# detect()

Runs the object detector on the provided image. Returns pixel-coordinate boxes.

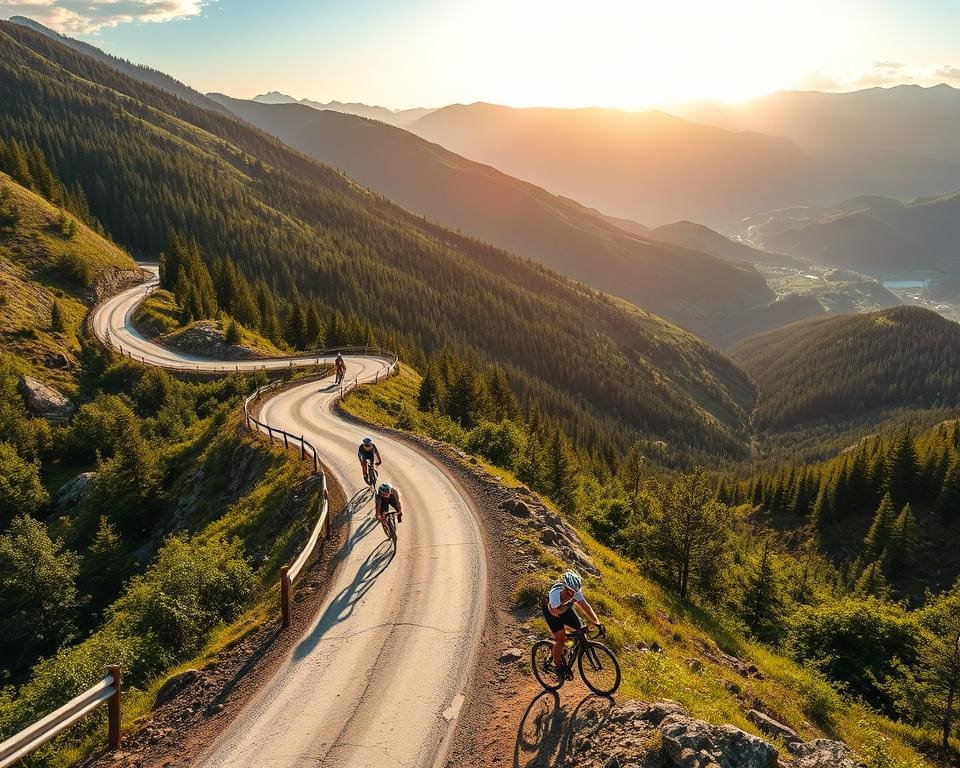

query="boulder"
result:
[498,647,524,663]
[786,739,856,768]
[18,375,74,421]
[54,472,96,511]
[659,714,779,768]
[746,710,799,744]
[153,669,200,709]
[641,700,689,726]
[511,500,532,517]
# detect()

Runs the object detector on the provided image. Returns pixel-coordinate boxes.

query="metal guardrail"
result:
[0,666,121,767]
[242,354,399,627]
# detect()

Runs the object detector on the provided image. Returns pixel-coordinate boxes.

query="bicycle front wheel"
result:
[578,641,621,696]
[531,641,565,691]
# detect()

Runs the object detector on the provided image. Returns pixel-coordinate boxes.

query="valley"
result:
[2,6,960,768]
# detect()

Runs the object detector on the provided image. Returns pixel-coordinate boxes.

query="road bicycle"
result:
[335,367,345,386]
[364,458,379,489]
[380,509,398,545]
[531,626,621,696]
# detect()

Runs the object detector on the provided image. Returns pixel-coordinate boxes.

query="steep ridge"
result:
[732,305,960,431]
[93,275,485,768]
[206,93,774,335]
[0,20,756,456]
[251,90,435,127]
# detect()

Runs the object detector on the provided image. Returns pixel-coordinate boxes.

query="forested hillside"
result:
[0,20,756,457]
[732,306,960,432]
[207,93,774,340]
[0,164,326,763]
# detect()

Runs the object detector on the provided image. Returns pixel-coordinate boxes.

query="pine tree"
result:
[890,502,918,572]
[745,539,781,638]
[863,492,897,561]
[938,456,960,518]
[486,365,520,421]
[284,290,307,349]
[543,428,577,511]
[884,427,919,506]
[50,299,66,333]
[256,283,281,343]
[418,362,446,412]
[305,303,324,348]
[224,319,242,346]
[854,558,890,597]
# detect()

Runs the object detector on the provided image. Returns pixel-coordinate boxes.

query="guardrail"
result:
[242,353,399,627]
[0,666,121,767]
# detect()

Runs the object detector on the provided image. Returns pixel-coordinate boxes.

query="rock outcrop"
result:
[54,472,96,511]
[18,374,74,421]
[559,699,856,768]
[163,321,266,361]
[499,491,597,575]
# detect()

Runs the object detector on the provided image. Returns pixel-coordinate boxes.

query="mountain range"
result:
[207,93,777,340]
[0,18,758,455]
[743,190,960,273]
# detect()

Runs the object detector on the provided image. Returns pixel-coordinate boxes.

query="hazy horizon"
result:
[2,0,960,111]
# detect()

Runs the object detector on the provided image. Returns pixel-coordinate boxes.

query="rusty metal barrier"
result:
[0,666,121,767]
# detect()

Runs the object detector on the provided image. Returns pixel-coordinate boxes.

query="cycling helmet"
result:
[561,570,582,591]
[378,482,393,494]
[362,437,373,445]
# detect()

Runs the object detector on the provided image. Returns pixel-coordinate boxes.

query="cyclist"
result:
[542,570,603,679]
[375,482,402,527]
[358,437,381,484]
[334,353,347,385]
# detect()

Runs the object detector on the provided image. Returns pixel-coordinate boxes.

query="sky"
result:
[1,0,960,110]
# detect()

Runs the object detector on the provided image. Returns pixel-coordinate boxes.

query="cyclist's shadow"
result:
[514,691,614,768]
[293,492,394,660]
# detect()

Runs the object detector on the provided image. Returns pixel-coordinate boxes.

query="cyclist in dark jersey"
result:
[375,482,402,526]
[358,437,381,484]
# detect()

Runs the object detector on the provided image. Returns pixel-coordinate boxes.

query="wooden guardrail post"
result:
[300,435,305,459]
[107,665,121,750]
[280,566,291,629]
[283,432,289,449]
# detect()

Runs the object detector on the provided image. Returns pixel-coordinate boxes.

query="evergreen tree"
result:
[305,302,324,348]
[486,365,520,421]
[744,539,782,639]
[224,319,242,346]
[256,282,281,343]
[890,503,918,571]
[863,492,897,562]
[50,299,66,333]
[283,289,308,349]
[884,427,919,506]
[544,428,577,511]
[418,362,446,412]
[855,559,890,598]
[938,457,960,518]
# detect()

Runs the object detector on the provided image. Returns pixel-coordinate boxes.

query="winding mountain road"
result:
[92,270,487,768]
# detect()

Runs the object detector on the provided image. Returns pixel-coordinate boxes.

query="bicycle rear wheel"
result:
[369,465,378,488]
[531,641,565,691]
[578,641,621,696]
[386,514,397,545]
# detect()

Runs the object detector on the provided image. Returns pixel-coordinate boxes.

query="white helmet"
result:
[561,570,582,591]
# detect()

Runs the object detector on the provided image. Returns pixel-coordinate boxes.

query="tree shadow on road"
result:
[514,690,615,768]
[293,536,395,659]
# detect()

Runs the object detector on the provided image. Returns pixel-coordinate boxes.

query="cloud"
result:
[873,60,905,71]
[935,65,960,81]
[0,1,207,34]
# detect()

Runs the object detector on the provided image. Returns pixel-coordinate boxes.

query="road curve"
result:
[92,273,487,768]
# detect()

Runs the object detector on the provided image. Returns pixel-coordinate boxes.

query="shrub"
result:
[0,442,48,524]
[0,516,80,670]
[513,572,553,609]
[466,419,525,469]
[66,394,137,462]
[223,319,242,346]
[55,251,93,286]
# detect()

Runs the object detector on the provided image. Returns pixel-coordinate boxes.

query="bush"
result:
[466,419,525,468]
[223,319,242,346]
[0,516,80,671]
[66,393,137,462]
[0,442,48,524]
[55,251,93,286]
[787,597,919,715]
[108,534,255,675]
[513,572,553,609]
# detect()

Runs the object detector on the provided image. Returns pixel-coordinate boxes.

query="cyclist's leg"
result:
[551,630,567,667]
